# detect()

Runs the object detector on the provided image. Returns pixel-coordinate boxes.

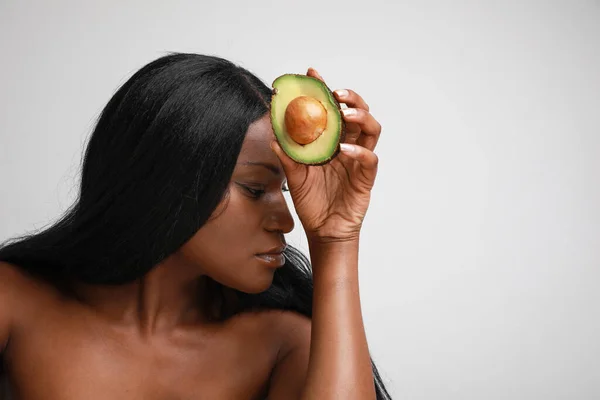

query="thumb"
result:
[270,140,303,177]
[307,67,325,82]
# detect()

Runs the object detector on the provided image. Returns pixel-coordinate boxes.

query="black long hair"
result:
[0,52,392,399]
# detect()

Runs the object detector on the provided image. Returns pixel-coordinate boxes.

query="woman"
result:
[0,53,391,399]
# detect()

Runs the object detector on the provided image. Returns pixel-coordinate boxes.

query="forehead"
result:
[236,114,279,164]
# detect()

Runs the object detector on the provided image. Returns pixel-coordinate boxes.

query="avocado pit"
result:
[284,96,327,145]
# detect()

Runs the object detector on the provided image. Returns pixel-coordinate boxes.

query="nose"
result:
[265,195,295,234]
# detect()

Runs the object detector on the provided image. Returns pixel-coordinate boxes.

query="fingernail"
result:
[335,89,349,98]
[342,108,356,116]
[340,143,354,153]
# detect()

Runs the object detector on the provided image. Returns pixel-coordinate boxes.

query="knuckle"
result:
[357,108,369,120]
[372,153,379,168]
[342,89,369,111]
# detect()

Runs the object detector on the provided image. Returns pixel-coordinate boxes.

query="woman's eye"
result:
[236,182,287,199]
[245,187,265,198]
[240,185,265,199]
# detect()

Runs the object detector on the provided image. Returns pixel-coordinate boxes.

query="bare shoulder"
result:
[0,261,53,292]
[0,261,34,297]
[0,261,42,350]
[234,308,311,344]
[234,308,311,358]
[245,309,311,347]
[0,261,62,314]
[272,310,311,351]
[255,310,312,398]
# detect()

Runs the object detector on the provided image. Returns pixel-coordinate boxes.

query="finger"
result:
[339,143,379,183]
[270,140,304,182]
[307,67,325,82]
[334,89,370,112]
[342,121,361,145]
[341,108,382,151]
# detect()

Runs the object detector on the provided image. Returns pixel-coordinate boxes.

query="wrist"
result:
[307,235,360,287]
[306,232,361,247]
[307,236,359,267]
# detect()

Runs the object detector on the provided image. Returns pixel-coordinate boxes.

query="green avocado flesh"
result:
[270,74,343,165]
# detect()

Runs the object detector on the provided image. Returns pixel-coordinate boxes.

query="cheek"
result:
[181,191,263,269]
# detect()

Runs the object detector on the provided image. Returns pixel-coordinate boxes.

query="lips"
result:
[255,244,287,268]
[256,244,287,256]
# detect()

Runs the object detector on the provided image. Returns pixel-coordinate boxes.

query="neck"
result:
[71,252,223,334]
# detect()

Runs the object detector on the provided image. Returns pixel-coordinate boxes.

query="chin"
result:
[209,261,280,295]
[239,280,275,294]
[235,273,276,294]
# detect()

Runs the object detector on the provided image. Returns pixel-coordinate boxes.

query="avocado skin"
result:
[270,74,346,166]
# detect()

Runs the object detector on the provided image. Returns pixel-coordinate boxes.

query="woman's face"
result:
[178,114,295,294]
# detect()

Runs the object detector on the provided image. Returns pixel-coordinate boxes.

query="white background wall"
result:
[1,1,599,398]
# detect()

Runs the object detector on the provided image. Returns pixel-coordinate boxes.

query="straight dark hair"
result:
[0,52,392,399]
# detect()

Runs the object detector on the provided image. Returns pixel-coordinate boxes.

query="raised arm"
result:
[268,68,382,400]
[267,239,374,400]
[306,239,374,398]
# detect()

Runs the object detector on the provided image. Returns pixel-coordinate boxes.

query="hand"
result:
[271,68,382,243]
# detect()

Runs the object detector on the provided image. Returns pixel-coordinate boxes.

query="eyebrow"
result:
[241,161,281,175]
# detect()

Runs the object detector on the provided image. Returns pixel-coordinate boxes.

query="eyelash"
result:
[240,183,289,199]
[244,186,265,198]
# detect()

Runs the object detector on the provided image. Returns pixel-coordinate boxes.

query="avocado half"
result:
[270,74,345,165]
